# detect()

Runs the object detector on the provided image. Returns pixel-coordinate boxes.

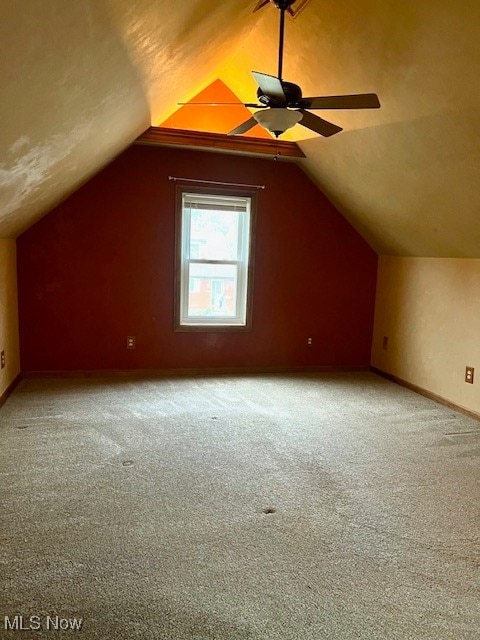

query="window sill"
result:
[174,323,252,333]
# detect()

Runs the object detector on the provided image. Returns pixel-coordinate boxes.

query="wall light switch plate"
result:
[127,336,136,350]
[465,366,474,384]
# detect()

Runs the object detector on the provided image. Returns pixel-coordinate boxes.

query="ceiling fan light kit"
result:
[253,108,302,137]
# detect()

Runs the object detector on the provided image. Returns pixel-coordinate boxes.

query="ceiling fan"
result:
[180,0,380,138]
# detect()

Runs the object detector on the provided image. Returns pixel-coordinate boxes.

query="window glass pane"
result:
[189,208,240,261]
[188,263,237,317]
[189,277,201,293]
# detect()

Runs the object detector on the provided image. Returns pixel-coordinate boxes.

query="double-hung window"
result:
[175,186,256,330]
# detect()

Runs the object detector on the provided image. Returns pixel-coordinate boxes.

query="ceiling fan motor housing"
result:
[257,80,302,106]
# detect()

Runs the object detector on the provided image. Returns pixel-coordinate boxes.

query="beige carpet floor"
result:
[0,372,479,639]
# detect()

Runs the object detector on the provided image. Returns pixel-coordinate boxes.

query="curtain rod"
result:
[168,176,265,190]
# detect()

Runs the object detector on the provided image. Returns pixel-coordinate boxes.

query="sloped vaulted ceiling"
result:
[0,0,256,237]
[1,0,480,256]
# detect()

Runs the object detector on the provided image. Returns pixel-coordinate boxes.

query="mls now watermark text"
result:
[4,615,83,632]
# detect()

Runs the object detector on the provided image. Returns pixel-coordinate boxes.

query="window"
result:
[175,186,256,330]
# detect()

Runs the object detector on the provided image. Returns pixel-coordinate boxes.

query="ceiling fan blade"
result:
[300,94,381,110]
[228,117,259,136]
[252,71,286,102]
[298,110,343,137]
[177,102,264,108]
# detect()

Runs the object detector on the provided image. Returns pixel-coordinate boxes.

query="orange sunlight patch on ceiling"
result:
[160,79,272,139]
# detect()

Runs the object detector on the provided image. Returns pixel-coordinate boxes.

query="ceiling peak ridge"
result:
[252,0,311,20]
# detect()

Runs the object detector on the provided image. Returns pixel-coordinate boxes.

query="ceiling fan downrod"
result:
[274,0,295,80]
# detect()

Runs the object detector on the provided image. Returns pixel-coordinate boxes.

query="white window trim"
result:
[175,186,256,332]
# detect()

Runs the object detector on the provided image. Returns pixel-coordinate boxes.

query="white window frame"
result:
[175,186,256,331]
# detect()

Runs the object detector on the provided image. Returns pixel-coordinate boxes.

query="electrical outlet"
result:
[465,366,474,384]
[0,350,5,369]
[126,336,136,350]
[382,336,389,350]
[307,337,313,345]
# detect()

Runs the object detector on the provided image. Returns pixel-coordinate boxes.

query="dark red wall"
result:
[17,145,377,372]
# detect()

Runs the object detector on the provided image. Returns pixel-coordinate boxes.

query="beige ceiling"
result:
[1,0,480,256]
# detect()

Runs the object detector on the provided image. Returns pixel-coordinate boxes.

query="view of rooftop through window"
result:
[178,191,253,327]
[188,208,240,317]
